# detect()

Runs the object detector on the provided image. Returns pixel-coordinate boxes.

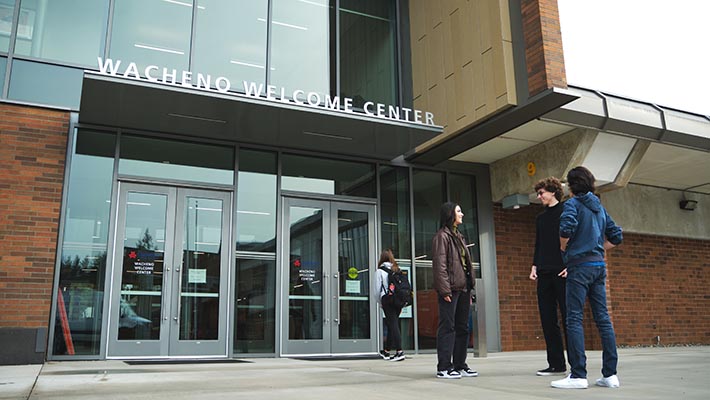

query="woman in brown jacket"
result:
[432,202,477,379]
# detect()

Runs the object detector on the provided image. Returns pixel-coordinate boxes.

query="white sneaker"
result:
[551,374,589,389]
[596,375,620,388]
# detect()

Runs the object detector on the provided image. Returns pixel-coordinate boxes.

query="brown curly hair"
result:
[534,177,563,201]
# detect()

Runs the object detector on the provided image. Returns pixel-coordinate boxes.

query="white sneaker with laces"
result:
[596,375,620,388]
[551,374,589,389]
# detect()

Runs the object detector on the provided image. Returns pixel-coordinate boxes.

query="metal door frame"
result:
[106,182,231,358]
[279,196,377,356]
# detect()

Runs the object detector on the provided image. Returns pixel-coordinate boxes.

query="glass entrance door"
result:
[107,183,231,357]
[281,197,377,356]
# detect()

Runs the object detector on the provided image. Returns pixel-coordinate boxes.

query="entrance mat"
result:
[290,355,381,361]
[124,359,252,365]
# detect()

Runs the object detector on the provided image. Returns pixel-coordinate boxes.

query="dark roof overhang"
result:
[78,72,442,160]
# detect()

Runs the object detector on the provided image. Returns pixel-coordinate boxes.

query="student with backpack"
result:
[375,249,408,361]
[432,202,477,379]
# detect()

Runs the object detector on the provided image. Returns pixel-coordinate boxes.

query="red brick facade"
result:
[521,0,567,96]
[0,103,69,329]
[494,203,710,351]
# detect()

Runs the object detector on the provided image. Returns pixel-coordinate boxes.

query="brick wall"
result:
[0,103,69,329]
[521,0,567,96]
[494,203,710,351]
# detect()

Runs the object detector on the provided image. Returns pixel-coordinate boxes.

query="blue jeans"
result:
[566,265,618,379]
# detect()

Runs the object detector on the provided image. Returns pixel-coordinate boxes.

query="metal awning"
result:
[541,85,710,151]
[78,72,442,160]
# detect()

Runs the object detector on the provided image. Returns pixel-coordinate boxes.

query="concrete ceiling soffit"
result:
[489,128,597,202]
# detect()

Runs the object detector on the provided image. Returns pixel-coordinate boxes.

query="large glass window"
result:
[281,153,376,197]
[193,0,268,89]
[13,0,108,66]
[412,169,445,350]
[118,135,234,185]
[339,0,397,108]
[270,0,331,100]
[109,0,192,74]
[236,149,277,252]
[450,173,481,278]
[8,60,83,108]
[53,130,116,356]
[0,0,16,52]
[234,258,276,353]
[379,165,410,259]
[0,56,6,93]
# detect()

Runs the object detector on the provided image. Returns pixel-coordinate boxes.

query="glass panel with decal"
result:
[337,209,370,340]
[118,192,167,341]
[288,206,324,340]
[179,196,223,340]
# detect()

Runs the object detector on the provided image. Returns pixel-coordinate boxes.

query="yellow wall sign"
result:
[527,162,536,176]
[348,267,359,279]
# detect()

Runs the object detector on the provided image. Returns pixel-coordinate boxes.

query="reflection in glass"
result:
[13,0,109,66]
[234,258,276,353]
[281,154,376,197]
[337,210,370,340]
[53,130,115,356]
[193,0,268,89]
[339,0,397,108]
[119,135,234,185]
[236,149,276,252]
[7,60,83,109]
[270,0,331,100]
[179,197,223,340]
[288,206,323,340]
[118,192,167,341]
[0,57,6,94]
[379,166,411,259]
[109,0,191,73]
[412,169,445,350]
[0,0,16,52]
[450,174,481,278]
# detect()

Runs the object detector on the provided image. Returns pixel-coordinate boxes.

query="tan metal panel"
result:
[444,75,460,131]
[411,37,426,100]
[459,61,475,120]
[426,0,443,31]
[410,0,426,41]
[443,10,455,79]
[426,25,445,90]
[498,0,512,42]
[478,0,492,53]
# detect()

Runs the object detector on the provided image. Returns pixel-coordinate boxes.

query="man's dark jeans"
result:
[566,265,618,379]
[537,274,567,370]
[436,290,471,372]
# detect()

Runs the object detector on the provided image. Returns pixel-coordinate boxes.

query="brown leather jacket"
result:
[432,226,474,297]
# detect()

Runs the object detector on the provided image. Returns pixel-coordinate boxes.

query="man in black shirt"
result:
[530,177,567,376]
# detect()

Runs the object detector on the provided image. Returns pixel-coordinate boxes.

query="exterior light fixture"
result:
[502,194,530,209]
[679,199,698,211]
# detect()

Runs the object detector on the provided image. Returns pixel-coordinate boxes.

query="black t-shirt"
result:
[533,202,565,275]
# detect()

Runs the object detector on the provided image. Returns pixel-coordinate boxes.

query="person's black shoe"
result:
[536,367,567,376]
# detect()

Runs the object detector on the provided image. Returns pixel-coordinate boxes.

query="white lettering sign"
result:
[96,58,437,126]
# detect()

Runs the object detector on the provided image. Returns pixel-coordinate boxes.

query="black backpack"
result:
[380,266,413,308]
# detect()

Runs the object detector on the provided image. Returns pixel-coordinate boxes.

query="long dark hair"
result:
[567,166,596,195]
[439,201,459,229]
[377,249,400,272]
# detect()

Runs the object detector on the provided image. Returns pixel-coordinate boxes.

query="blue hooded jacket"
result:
[559,192,623,266]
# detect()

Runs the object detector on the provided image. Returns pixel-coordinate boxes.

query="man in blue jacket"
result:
[551,166,623,390]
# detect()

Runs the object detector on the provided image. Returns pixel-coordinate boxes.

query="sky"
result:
[557,0,710,115]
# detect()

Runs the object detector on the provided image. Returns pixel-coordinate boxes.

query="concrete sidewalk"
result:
[1,346,708,400]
